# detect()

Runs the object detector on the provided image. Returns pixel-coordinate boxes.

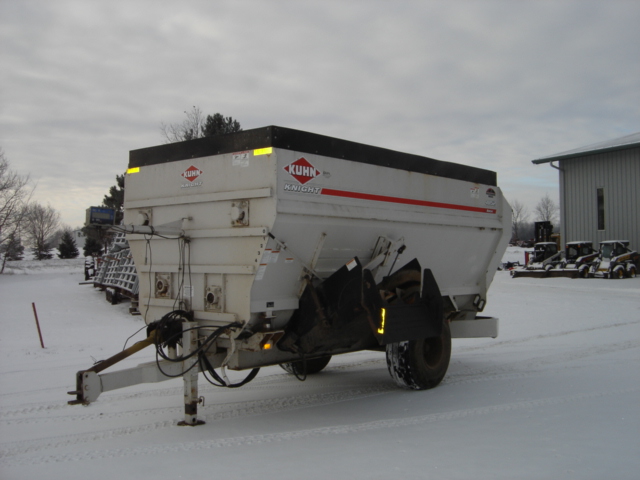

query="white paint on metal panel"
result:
[232,151,251,167]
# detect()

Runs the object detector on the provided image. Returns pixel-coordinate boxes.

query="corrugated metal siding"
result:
[559,147,639,249]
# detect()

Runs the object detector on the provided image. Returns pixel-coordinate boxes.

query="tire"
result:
[627,266,637,278]
[578,266,589,278]
[613,266,625,279]
[386,321,452,390]
[279,355,332,375]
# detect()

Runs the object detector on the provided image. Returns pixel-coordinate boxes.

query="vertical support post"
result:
[178,321,205,426]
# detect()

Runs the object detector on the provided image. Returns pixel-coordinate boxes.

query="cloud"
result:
[1,0,638,227]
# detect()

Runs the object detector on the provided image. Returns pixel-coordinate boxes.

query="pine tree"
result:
[102,174,125,225]
[1,233,24,261]
[201,113,242,137]
[33,243,54,260]
[57,230,79,259]
[83,237,103,257]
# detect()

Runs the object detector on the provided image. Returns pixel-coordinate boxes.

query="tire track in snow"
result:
[5,316,627,405]
[0,356,387,418]
[0,383,394,426]
[4,387,639,467]
[3,327,636,423]
[454,319,640,353]
[4,330,636,423]
[0,385,395,456]
[448,338,640,381]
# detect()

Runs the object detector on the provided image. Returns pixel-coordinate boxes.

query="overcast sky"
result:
[1,0,639,229]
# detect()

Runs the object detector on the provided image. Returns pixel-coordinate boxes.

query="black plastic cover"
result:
[129,126,497,185]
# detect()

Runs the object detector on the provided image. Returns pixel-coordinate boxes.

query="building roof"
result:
[532,131,640,164]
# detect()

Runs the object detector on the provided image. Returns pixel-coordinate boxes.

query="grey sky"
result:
[1,0,639,228]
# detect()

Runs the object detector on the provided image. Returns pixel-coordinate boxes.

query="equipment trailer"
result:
[69,126,511,425]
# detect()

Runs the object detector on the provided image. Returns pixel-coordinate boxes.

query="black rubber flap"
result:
[378,269,444,344]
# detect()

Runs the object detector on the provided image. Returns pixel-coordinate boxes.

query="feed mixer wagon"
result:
[69,126,511,425]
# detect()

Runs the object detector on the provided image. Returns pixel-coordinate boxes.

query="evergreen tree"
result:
[1,232,24,261]
[83,237,103,257]
[201,113,242,137]
[102,174,125,225]
[32,242,54,260]
[57,229,79,259]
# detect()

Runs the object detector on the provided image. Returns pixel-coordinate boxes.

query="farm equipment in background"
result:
[589,240,639,279]
[510,242,564,278]
[555,241,599,278]
[510,220,571,278]
[83,232,140,312]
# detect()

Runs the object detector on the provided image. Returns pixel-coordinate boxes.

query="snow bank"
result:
[501,246,529,265]
[2,257,86,275]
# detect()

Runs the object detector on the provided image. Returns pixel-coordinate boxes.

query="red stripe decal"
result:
[320,188,496,214]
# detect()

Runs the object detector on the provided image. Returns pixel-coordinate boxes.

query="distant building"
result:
[532,132,640,249]
[73,229,87,251]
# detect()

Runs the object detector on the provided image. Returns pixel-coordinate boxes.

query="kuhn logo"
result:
[284,157,321,185]
[181,165,203,182]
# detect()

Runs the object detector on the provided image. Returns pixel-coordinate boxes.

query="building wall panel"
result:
[559,147,639,249]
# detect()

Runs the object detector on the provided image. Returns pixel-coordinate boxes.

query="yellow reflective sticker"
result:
[253,147,273,156]
[377,308,386,334]
[126,167,140,174]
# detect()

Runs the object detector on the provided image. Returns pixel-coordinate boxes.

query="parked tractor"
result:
[589,240,639,279]
[511,242,563,278]
[557,241,598,278]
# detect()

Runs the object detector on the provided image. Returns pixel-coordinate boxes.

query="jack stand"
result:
[178,322,205,426]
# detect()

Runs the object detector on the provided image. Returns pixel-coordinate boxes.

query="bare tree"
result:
[0,148,34,272]
[160,106,206,143]
[534,193,559,225]
[511,199,529,243]
[23,202,61,260]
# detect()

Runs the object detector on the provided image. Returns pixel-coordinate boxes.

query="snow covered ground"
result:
[1,248,639,479]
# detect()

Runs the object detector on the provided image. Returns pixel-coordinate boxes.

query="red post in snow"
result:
[31,302,45,349]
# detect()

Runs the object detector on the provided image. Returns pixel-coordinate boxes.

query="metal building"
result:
[532,132,640,249]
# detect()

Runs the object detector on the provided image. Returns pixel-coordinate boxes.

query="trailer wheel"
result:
[386,321,451,390]
[279,355,332,375]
